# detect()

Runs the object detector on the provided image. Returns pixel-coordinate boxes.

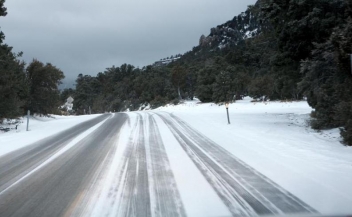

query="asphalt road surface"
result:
[0,112,317,217]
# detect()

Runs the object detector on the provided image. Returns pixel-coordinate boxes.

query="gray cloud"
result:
[1,0,257,85]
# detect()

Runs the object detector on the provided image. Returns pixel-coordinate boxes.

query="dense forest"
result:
[1,0,352,146]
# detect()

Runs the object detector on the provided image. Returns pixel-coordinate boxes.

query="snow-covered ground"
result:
[1,98,352,216]
[156,97,352,215]
[0,114,101,157]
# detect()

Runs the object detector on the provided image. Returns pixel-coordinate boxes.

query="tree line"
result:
[2,0,352,146]
[67,64,178,114]
[0,0,64,123]
[67,0,352,146]
[172,0,352,145]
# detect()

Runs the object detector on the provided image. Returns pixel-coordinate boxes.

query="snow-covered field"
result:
[156,97,352,215]
[1,98,352,216]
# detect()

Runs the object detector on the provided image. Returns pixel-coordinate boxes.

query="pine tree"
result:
[25,60,64,115]
[0,0,28,122]
[171,65,186,100]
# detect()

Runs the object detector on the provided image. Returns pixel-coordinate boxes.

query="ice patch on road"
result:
[0,115,111,195]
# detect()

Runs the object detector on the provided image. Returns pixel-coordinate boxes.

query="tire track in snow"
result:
[157,112,316,217]
[112,113,187,217]
[147,114,187,217]
[115,113,151,217]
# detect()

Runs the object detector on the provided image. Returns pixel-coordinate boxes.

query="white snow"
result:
[154,115,231,217]
[0,114,102,157]
[1,97,352,216]
[156,97,352,215]
[86,114,133,217]
[244,28,258,39]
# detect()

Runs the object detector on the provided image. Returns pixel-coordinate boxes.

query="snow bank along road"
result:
[0,112,317,217]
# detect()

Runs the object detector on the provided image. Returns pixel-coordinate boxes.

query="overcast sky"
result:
[1,0,257,86]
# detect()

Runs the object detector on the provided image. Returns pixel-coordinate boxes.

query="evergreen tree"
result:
[212,70,234,103]
[299,16,352,145]
[26,60,64,115]
[0,0,6,17]
[195,66,217,102]
[171,65,186,99]
[0,0,28,122]
[74,74,98,114]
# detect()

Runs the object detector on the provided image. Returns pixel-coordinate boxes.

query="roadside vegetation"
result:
[1,0,352,145]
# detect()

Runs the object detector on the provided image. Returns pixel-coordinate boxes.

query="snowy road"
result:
[0,111,317,217]
[0,113,124,216]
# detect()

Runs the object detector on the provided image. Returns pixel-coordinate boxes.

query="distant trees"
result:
[25,60,64,115]
[72,63,178,113]
[171,65,186,99]
[212,70,234,103]
[164,0,352,145]
[195,66,216,102]
[68,0,349,146]
[184,66,196,100]
[74,74,99,114]
[2,0,351,146]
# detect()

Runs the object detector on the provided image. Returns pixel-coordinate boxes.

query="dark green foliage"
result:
[28,0,350,145]
[74,74,99,114]
[73,64,178,113]
[212,70,234,103]
[0,0,28,122]
[263,0,347,61]
[0,49,27,121]
[260,0,352,145]
[0,0,6,17]
[299,15,352,144]
[171,65,186,99]
[183,67,197,100]
[195,67,216,102]
[211,65,250,102]
[1,0,66,121]
[2,0,351,145]
[248,74,275,100]
[25,60,65,115]
[167,0,352,145]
